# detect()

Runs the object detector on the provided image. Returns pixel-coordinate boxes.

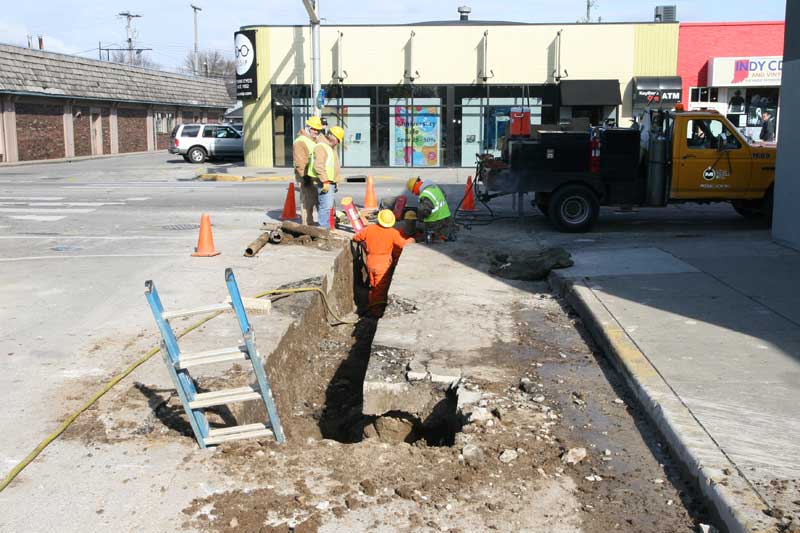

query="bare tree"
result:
[111,50,160,69]
[183,49,235,78]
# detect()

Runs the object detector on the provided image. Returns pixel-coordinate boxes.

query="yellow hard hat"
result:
[403,211,417,220]
[329,125,345,143]
[406,177,420,193]
[377,209,396,228]
[305,116,324,131]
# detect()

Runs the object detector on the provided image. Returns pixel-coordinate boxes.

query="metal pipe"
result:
[268,230,284,244]
[244,232,271,257]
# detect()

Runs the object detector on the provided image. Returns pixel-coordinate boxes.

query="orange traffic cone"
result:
[364,175,378,210]
[461,175,476,211]
[280,182,298,220]
[191,213,221,257]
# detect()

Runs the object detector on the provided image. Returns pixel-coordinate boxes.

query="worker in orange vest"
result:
[353,210,415,317]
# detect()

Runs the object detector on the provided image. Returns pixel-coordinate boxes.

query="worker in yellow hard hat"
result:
[406,176,456,242]
[293,116,325,225]
[353,209,415,317]
[308,125,345,229]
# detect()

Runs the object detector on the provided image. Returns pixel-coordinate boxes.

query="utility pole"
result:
[191,4,202,76]
[118,11,142,64]
[301,0,322,116]
[584,0,598,23]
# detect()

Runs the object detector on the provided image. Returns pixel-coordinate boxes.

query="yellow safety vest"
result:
[294,134,316,176]
[308,143,337,182]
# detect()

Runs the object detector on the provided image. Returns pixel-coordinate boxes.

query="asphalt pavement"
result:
[0,152,411,474]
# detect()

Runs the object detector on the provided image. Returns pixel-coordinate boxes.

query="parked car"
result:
[169,123,243,163]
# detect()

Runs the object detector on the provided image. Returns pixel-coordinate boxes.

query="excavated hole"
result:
[231,243,461,448]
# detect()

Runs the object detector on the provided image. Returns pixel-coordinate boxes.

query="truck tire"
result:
[188,146,207,164]
[763,187,774,226]
[547,185,599,233]
[731,201,762,219]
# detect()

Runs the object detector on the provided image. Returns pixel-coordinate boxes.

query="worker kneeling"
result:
[353,209,414,317]
[407,177,456,242]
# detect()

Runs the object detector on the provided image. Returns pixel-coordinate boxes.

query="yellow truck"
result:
[480,109,777,232]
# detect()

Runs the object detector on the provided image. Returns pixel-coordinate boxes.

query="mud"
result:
[60,240,719,532]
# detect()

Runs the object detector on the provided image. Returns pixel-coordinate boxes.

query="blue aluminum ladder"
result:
[144,267,285,448]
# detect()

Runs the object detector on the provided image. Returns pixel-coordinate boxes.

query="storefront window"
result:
[271,83,556,167]
[389,97,442,167]
[459,97,543,167]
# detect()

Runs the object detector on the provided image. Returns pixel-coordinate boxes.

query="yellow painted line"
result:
[196,174,293,182]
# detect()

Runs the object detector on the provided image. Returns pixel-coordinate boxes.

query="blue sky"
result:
[0,1,787,70]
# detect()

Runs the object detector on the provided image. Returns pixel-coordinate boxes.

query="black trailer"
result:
[476,114,672,232]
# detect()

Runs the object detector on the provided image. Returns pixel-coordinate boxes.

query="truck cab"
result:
[668,111,776,206]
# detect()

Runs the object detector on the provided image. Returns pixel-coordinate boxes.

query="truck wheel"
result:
[548,185,599,233]
[763,188,774,226]
[188,146,207,164]
[731,201,762,219]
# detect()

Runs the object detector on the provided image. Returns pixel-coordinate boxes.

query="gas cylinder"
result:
[340,197,364,232]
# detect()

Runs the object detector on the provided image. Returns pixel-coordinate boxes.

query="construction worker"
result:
[406,177,456,242]
[308,125,345,229]
[353,209,414,316]
[293,116,324,225]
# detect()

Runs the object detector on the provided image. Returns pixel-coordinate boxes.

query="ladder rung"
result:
[177,346,247,369]
[189,386,261,409]
[162,302,231,320]
[205,423,274,445]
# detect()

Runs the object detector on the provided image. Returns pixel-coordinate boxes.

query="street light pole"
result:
[301,0,322,115]
[191,4,202,76]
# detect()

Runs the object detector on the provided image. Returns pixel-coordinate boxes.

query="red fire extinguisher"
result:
[341,197,364,232]
[589,136,601,173]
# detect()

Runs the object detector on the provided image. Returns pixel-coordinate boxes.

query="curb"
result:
[197,174,293,182]
[548,272,774,533]
[0,150,167,168]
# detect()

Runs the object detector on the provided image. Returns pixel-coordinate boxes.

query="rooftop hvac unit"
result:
[654,5,677,22]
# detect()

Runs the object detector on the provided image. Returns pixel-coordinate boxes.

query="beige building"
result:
[240,19,679,168]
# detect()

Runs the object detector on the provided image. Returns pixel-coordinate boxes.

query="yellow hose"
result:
[0,286,356,493]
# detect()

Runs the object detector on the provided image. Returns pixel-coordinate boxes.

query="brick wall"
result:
[101,108,111,154]
[156,133,171,150]
[117,107,147,153]
[678,22,785,103]
[16,102,65,161]
[73,106,92,157]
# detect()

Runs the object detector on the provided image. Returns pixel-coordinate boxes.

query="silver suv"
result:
[169,123,244,163]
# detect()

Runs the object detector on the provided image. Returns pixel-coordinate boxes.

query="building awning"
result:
[560,80,621,106]
[631,76,682,109]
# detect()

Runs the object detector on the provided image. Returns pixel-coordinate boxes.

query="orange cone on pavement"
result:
[364,175,378,209]
[280,182,298,220]
[191,213,221,257]
[461,175,476,211]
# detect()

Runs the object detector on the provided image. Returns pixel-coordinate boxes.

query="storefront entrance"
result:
[270,84,558,168]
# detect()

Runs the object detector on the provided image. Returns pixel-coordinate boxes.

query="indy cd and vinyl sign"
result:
[234,30,258,99]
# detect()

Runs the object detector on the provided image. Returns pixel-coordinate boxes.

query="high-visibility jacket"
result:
[308,142,339,183]
[419,184,451,222]
[292,132,316,179]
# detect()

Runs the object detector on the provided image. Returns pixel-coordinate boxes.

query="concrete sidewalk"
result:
[551,239,800,532]
[201,164,476,184]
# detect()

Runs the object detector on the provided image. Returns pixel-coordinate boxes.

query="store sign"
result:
[234,30,258,99]
[633,89,682,107]
[389,98,441,168]
[709,56,782,87]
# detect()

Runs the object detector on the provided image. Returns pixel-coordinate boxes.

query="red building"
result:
[677,21,785,141]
